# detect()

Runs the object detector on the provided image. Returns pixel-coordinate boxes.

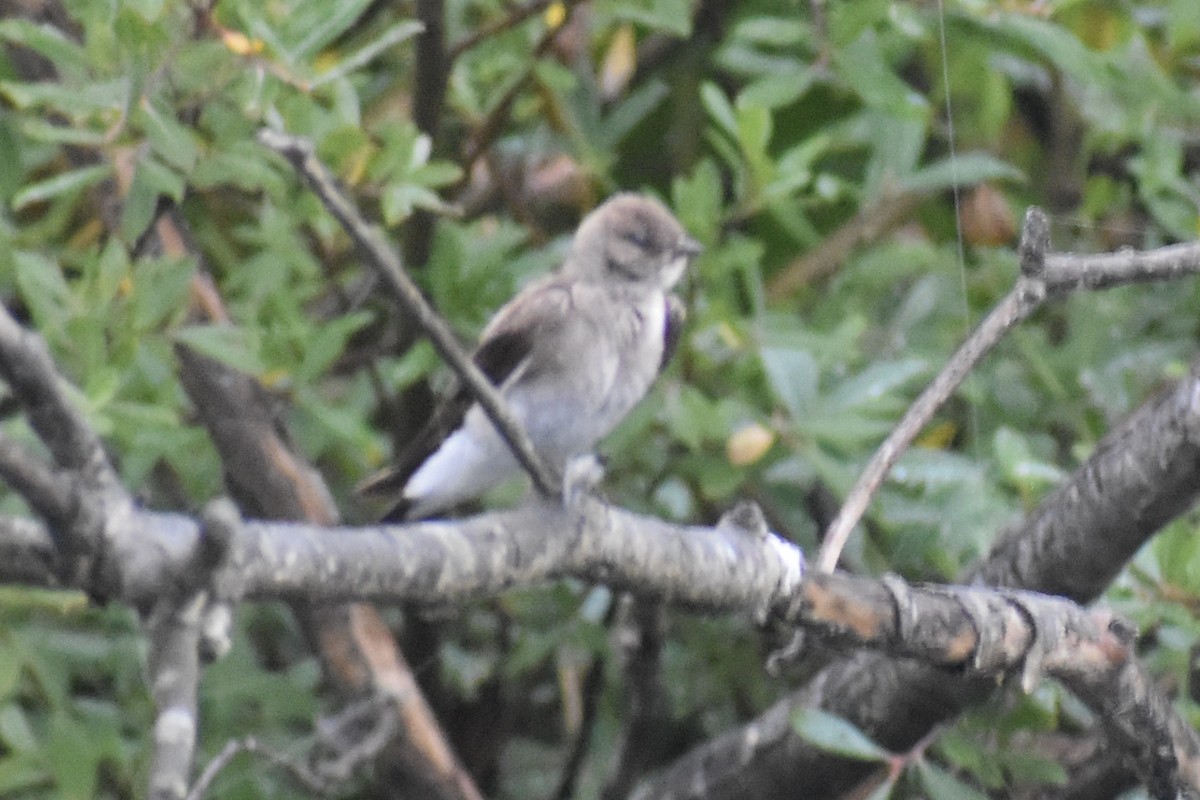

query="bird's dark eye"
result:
[622,227,654,249]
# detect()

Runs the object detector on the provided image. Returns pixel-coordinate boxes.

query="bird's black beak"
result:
[676,235,704,258]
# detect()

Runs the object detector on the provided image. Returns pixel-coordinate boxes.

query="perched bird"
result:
[359,193,702,520]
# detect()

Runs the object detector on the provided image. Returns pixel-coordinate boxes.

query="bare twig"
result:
[447,0,560,60]
[766,187,926,299]
[257,129,558,498]
[0,432,76,524]
[814,259,1047,571]
[0,302,120,491]
[815,207,1200,573]
[460,5,577,172]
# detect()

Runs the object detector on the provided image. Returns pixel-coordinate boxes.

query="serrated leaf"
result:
[791,707,890,761]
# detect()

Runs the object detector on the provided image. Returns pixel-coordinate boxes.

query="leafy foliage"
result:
[1,0,1199,797]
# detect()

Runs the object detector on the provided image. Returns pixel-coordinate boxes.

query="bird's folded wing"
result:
[661,294,686,370]
[356,279,576,499]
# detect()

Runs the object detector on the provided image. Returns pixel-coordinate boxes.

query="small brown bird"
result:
[360,193,702,520]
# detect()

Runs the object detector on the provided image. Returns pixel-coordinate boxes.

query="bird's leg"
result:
[561,453,606,508]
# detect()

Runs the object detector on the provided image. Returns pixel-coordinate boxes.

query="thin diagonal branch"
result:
[0,432,76,524]
[0,302,120,492]
[447,0,560,61]
[257,129,557,498]
[816,206,1200,572]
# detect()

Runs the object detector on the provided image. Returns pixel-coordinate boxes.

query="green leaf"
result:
[47,714,100,800]
[901,153,1025,193]
[665,386,724,451]
[290,0,374,60]
[598,78,670,149]
[833,31,927,117]
[791,707,890,761]
[120,158,185,242]
[610,0,693,37]
[0,78,127,115]
[700,82,738,139]
[309,20,425,88]
[296,310,372,382]
[761,346,818,419]
[14,252,71,333]
[138,101,201,172]
[826,359,928,411]
[916,760,992,800]
[0,704,36,752]
[0,20,89,80]
[174,326,267,376]
[381,182,451,225]
[673,158,723,244]
[12,164,112,211]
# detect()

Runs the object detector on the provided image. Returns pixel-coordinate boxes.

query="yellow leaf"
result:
[260,368,290,387]
[544,1,567,31]
[915,420,957,449]
[117,274,134,298]
[727,423,775,466]
[600,24,636,101]
[221,28,264,56]
[314,51,340,73]
[717,321,742,349]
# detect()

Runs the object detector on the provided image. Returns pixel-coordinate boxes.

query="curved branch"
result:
[816,207,1200,572]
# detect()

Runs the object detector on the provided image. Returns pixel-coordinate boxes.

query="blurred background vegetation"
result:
[1,0,1199,797]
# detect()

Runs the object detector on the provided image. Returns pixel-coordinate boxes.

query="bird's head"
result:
[566,193,702,290]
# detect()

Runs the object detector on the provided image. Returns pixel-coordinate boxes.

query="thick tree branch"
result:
[257,129,558,497]
[175,343,482,800]
[0,300,131,589]
[778,572,1200,799]
[634,358,1200,800]
[1,485,1194,794]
